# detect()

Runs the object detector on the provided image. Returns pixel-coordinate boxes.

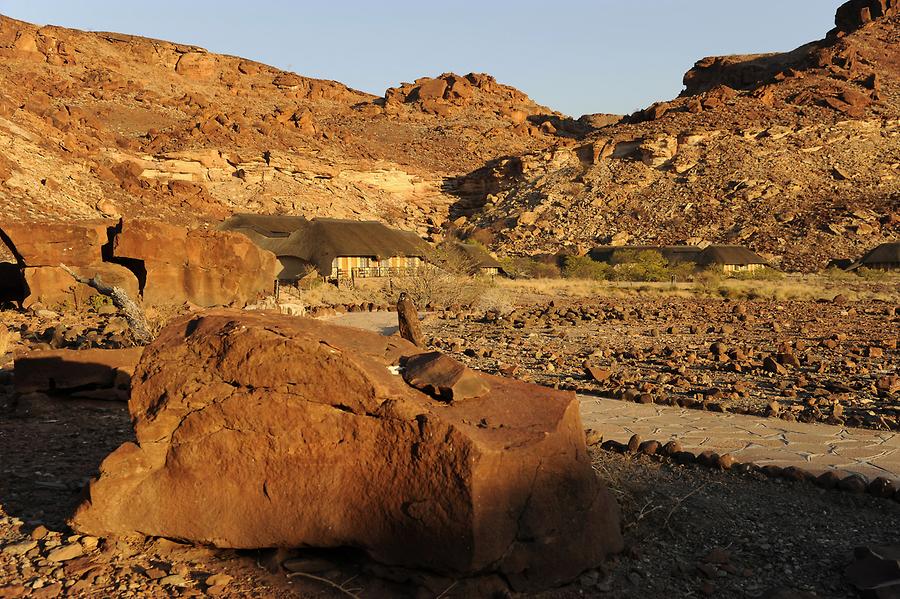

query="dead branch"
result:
[285,572,363,598]
[435,580,458,599]
[59,263,153,345]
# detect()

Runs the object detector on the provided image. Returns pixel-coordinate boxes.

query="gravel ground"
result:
[425,296,899,431]
[2,395,898,598]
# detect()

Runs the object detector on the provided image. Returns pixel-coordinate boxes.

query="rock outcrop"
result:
[453,0,900,271]
[835,0,899,31]
[0,14,568,233]
[112,219,278,307]
[0,219,277,308]
[0,221,111,266]
[22,264,140,309]
[0,220,140,308]
[71,311,623,591]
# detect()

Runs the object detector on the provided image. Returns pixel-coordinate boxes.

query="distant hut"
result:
[850,242,900,271]
[221,214,430,282]
[450,242,505,276]
[695,246,768,273]
[588,244,768,273]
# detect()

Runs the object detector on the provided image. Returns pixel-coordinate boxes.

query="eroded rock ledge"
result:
[71,310,623,591]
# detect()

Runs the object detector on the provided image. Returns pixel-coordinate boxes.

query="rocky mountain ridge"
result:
[1,2,898,271]
[450,1,900,270]
[0,14,571,241]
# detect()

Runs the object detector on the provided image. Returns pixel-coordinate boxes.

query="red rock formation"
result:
[836,0,899,31]
[71,311,623,591]
[1,221,113,266]
[112,219,278,307]
[21,264,139,309]
[0,219,277,308]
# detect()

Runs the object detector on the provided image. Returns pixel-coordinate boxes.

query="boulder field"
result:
[70,310,623,590]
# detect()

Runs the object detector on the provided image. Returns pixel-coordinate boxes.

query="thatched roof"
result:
[221,214,309,237]
[858,242,900,266]
[452,243,503,269]
[220,215,431,276]
[695,246,768,266]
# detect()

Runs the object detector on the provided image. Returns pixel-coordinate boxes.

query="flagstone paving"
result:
[579,397,900,482]
[326,311,900,484]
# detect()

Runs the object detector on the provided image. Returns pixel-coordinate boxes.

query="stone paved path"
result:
[579,398,900,483]
[320,311,400,336]
[326,312,900,483]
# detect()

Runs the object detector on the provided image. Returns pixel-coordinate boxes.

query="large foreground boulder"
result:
[71,310,622,590]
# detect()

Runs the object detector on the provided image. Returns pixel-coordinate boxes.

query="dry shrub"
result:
[296,279,388,307]
[393,245,489,308]
[856,267,895,281]
[474,284,515,314]
[500,256,562,279]
[393,265,489,308]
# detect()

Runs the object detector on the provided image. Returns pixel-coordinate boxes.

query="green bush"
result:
[610,250,693,282]
[562,255,612,280]
[89,293,112,312]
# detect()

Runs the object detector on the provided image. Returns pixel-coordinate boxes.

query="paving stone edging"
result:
[591,432,900,503]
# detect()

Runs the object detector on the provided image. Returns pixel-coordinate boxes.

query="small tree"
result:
[611,250,670,282]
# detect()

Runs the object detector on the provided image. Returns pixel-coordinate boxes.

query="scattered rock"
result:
[402,351,490,402]
[46,543,83,562]
[1,540,37,556]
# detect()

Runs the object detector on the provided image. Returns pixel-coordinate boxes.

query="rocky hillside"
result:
[451,0,900,270]
[0,14,575,238]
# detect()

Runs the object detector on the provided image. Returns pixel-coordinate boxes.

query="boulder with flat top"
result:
[71,310,623,591]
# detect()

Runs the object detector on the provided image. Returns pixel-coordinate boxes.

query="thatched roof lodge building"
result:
[221,214,431,282]
[694,246,768,273]
[849,241,900,271]
[589,244,768,273]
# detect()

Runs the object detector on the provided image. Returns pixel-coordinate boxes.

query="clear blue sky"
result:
[0,1,843,117]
